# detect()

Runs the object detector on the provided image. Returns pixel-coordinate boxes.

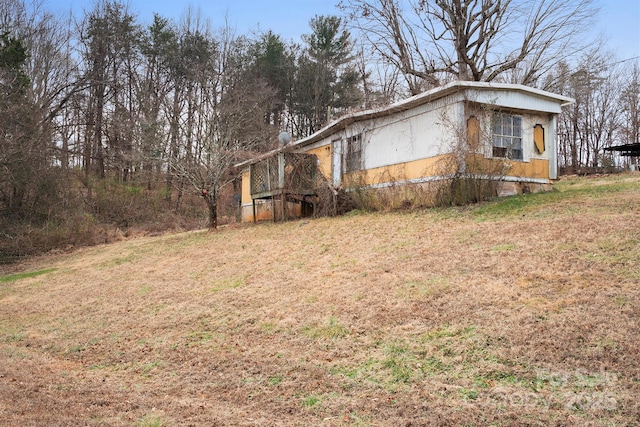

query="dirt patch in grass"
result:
[1,174,639,426]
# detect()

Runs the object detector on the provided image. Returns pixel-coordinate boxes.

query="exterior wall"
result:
[342,154,453,188]
[241,169,251,205]
[549,115,558,179]
[521,112,554,168]
[240,198,304,223]
[467,89,565,114]
[295,99,556,199]
[465,155,551,180]
[331,138,342,186]
[508,158,550,180]
[306,144,332,182]
[239,84,570,222]
[318,95,462,190]
[338,101,554,189]
[469,105,554,183]
[362,98,459,170]
[240,168,255,222]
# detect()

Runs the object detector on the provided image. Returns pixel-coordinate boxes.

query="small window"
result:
[492,113,523,160]
[343,134,362,173]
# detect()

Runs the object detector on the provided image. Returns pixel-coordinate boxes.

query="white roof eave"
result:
[290,81,573,149]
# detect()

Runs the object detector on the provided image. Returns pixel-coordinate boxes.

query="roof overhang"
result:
[290,81,574,148]
[235,146,288,169]
[236,81,575,168]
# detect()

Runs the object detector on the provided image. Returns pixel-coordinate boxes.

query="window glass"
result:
[513,116,522,137]
[492,118,501,135]
[504,119,512,137]
[343,134,362,174]
[491,113,523,160]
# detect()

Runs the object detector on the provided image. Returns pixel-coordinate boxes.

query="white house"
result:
[238,81,574,222]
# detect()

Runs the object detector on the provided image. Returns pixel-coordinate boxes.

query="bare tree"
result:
[549,50,628,172]
[78,0,142,183]
[0,0,76,220]
[170,24,277,229]
[620,62,640,147]
[340,0,597,93]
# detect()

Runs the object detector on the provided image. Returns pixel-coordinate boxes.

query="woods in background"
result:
[1,0,638,260]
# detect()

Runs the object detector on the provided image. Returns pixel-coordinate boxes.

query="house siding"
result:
[342,154,452,188]
[237,82,572,222]
[469,90,566,114]
[306,144,332,182]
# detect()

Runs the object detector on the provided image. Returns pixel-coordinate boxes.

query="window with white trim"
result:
[491,113,523,160]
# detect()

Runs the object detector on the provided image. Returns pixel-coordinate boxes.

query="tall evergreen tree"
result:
[251,31,294,129]
[293,15,362,135]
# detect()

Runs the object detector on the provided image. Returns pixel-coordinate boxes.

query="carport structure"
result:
[604,143,640,157]
[604,143,640,171]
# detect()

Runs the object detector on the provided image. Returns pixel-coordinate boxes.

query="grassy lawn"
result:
[1,174,639,426]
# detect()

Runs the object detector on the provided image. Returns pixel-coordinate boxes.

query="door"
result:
[332,138,342,187]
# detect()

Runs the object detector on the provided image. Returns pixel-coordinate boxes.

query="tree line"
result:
[1,0,638,260]
[340,0,639,173]
[0,0,366,259]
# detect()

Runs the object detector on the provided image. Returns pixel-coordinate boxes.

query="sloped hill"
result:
[1,174,639,426]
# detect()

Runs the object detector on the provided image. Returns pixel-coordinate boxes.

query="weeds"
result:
[210,275,246,293]
[383,343,414,383]
[259,322,277,334]
[1,174,638,425]
[0,268,57,283]
[302,316,349,340]
[301,394,321,408]
[267,375,283,386]
[137,414,163,427]
[98,254,137,269]
[491,243,516,252]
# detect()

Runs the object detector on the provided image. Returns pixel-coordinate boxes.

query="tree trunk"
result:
[166,84,182,201]
[204,190,218,229]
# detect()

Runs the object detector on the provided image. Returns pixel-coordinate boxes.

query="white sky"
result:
[43,0,640,61]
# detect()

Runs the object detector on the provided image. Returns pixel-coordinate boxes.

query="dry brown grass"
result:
[1,174,639,426]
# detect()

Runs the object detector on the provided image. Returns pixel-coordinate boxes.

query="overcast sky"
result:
[42,0,640,61]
